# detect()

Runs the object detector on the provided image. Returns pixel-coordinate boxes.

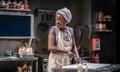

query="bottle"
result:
[94,54,100,63]
[9,0,17,8]
[96,10,104,31]
[97,10,104,22]
[0,0,6,8]
[20,0,29,10]
[82,63,88,72]
[102,16,107,31]
[6,0,11,9]
[16,0,22,9]
[77,63,83,72]
[27,65,32,72]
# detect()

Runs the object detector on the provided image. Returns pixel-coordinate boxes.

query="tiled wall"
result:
[0,40,21,56]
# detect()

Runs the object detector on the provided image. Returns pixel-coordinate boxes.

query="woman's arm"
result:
[72,34,80,58]
[48,27,68,53]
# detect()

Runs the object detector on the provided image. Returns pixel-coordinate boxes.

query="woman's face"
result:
[55,13,67,30]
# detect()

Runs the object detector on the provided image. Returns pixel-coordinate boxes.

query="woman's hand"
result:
[74,54,80,59]
[67,51,75,58]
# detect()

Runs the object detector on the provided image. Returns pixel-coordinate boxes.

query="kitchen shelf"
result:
[95,29,112,32]
[0,8,31,12]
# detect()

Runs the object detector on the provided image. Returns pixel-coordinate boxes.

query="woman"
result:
[48,7,80,72]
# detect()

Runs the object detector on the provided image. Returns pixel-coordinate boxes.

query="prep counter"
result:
[0,56,38,72]
[52,63,120,72]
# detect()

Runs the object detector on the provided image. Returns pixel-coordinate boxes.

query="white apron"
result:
[48,28,72,72]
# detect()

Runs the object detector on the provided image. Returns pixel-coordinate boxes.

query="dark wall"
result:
[91,0,116,64]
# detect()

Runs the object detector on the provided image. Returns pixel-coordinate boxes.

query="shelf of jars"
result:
[95,29,112,32]
[0,0,31,12]
[94,10,112,33]
[0,8,31,12]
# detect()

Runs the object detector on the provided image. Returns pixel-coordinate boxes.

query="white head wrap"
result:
[56,7,72,24]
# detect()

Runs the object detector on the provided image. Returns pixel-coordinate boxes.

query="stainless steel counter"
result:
[0,56,38,72]
[52,63,120,72]
[0,56,38,61]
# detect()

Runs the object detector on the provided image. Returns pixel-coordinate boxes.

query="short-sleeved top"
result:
[51,26,73,46]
